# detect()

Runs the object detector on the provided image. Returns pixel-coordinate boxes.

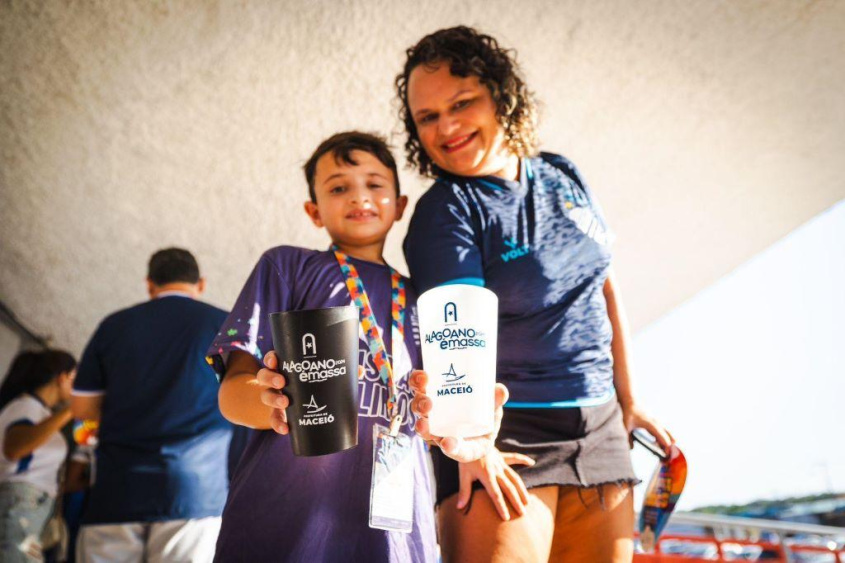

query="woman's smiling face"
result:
[407,63,519,180]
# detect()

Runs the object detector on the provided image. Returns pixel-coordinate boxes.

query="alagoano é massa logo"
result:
[423,302,488,350]
[282,333,348,383]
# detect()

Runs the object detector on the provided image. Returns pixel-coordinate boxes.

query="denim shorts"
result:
[431,398,638,505]
[0,481,54,562]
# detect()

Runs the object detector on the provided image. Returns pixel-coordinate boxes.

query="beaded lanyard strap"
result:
[332,246,405,435]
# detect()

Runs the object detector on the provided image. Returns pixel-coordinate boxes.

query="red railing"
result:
[634,534,845,562]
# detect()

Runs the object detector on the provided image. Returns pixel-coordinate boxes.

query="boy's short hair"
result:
[303,131,401,203]
[147,248,201,285]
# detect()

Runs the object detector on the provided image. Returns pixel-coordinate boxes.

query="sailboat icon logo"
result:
[303,395,327,414]
[442,363,466,382]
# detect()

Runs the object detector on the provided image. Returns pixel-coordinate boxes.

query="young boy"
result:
[206,132,437,562]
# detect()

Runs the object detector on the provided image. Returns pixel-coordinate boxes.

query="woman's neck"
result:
[488,153,521,182]
[333,242,386,265]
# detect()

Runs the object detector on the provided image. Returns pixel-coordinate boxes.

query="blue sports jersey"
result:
[404,152,615,406]
[74,295,232,524]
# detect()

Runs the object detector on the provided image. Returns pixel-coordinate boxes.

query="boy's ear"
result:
[394,195,409,222]
[303,201,324,227]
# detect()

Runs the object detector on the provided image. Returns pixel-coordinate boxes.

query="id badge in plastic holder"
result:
[369,424,414,533]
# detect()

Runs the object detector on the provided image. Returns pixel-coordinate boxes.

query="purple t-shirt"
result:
[207,246,437,563]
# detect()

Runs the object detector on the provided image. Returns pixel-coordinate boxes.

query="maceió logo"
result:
[438,364,473,397]
[299,394,334,426]
[501,238,530,263]
[437,385,473,396]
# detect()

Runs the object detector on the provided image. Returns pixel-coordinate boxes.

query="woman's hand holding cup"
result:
[410,369,508,463]
[411,370,534,519]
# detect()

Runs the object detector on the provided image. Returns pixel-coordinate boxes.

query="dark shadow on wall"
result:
[0,300,48,379]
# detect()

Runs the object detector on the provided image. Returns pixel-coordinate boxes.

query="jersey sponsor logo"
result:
[501,238,531,263]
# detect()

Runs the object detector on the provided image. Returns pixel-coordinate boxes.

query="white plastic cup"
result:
[417,284,498,438]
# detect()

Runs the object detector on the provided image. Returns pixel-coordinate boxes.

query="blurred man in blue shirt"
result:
[71,248,231,563]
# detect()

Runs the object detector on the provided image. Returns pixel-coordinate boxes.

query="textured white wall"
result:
[1,1,843,355]
[0,321,22,381]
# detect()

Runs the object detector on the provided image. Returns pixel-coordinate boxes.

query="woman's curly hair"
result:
[395,26,539,177]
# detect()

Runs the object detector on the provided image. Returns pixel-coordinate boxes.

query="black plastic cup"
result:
[269,306,359,457]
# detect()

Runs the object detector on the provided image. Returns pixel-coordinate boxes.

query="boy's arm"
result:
[218,351,275,430]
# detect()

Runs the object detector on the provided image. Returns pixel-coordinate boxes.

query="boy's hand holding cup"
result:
[256,351,291,435]
[266,306,360,457]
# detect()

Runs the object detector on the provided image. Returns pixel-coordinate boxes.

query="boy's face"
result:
[304,150,408,252]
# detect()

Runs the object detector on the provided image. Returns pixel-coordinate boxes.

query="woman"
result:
[400,27,673,562]
[0,350,76,562]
